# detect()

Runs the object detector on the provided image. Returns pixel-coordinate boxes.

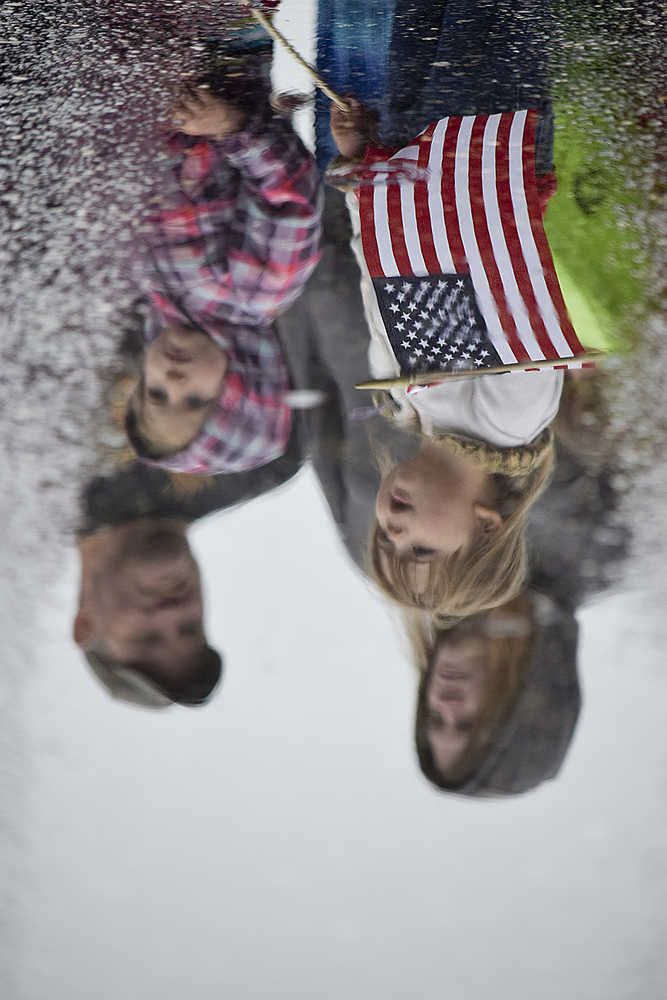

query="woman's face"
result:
[141,323,228,450]
[424,629,488,772]
[375,442,499,565]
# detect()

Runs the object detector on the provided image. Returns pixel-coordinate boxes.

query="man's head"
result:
[75,519,222,707]
[413,591,581,796]
[414,600,533,788]
[127,323,228,460]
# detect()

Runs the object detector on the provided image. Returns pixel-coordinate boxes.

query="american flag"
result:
[357,109,588,376]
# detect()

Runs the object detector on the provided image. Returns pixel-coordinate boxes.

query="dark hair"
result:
[198,43,273,111]
[84,645,223,708]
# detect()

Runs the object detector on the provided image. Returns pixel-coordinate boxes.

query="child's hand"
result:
[330,96,376,160]
[171,84,246,140]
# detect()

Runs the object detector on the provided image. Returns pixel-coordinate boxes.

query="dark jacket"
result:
[79,417,304,536]
[276,189,419,570]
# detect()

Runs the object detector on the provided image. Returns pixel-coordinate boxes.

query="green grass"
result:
[544,107,647,353]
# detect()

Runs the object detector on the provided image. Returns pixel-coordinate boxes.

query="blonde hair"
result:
[368,432,554,625]
[413,594,535,788]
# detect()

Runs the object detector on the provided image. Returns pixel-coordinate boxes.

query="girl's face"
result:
[140,324,228,451]
[375,442,500,565]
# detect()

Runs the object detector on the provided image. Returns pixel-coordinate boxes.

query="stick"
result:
[243,4,351,111]
[355,349,606,390]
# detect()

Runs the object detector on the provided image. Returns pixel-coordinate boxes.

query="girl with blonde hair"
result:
[327,0,566,621]
[328,96,561,622]
[369,418,556,623]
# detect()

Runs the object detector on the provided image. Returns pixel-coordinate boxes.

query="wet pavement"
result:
[1,2,665,997]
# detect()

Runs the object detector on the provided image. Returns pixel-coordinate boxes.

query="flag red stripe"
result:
[468,116,528,362]
[357,110,582,369]
[357,185,384,278]
[414,123,441,273]
[387,180,414,275]
[494,113,558,359]
[440,118,468,274]
[521,110,584,355]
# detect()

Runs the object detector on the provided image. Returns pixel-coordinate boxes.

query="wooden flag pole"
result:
[355,349,607,390]
[242,3,351,111]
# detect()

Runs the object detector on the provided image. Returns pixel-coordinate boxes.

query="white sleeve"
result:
[344,190,400,380]
[411,369,563,446]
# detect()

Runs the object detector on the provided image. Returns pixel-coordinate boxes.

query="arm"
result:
[343,189,401,382]
[329,96,396,167]
[80,432,303,534]
[172,86,322,320]
[330,97,557,217]
[214,108,323,316]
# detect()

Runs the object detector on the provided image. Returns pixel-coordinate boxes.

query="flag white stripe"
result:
[400,180,428,275]
[454,117,516,364]
[372,179,399,277]
[508,111,573,358]
[390,144,419,161]
[518,359,583,374]
[426,118,455,274]
[481,114,545,361]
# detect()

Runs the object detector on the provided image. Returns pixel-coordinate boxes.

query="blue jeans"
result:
[315,0,397,170]
[384,0,555,173]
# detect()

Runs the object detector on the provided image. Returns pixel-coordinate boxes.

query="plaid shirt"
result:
[137,108,322,474]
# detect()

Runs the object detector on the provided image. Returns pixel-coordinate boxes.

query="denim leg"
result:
[316,0,397,170]
[385,0,554,170]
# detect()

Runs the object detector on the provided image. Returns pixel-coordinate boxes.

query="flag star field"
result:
[372,274,502,372]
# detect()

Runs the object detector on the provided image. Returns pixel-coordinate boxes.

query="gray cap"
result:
[83,648,223,709]
[447,591,581,797]
[84,650,174,709]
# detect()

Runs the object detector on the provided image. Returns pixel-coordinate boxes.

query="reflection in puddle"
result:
[1,1,664,994]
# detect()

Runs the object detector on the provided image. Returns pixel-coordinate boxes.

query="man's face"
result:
[139,323,227,452]
[424,631,488,772]
[77,522,207,688]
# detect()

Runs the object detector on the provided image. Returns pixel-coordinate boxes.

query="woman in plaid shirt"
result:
[126,78,322,475]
